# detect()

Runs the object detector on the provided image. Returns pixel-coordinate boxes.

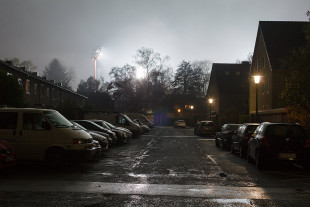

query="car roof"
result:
[0,107,56,112]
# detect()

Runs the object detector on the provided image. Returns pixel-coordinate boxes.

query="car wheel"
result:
[215,139,219,147]
[239,145,246,158]
[46,148,67,168]
[231,143,235,154]
[247,147,252,163]
[255,150,265,170]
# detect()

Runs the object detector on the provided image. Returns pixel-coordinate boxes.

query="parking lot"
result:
[1,126,310,206]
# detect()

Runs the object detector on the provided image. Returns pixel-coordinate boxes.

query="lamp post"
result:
[253,76,261,122]
[92,47,102,80]
[208,98,213,121]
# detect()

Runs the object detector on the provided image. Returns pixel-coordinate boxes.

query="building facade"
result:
[249,21,310,122]
[0,60,87,108]
[207,62,251,122]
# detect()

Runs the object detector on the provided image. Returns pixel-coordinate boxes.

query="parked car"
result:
[0,139,16,169]
[90,120,127,144]
[247,122,310,170]
[0,108,96,168]
[194,121,216,136]
[126,113,154,128]
[98,113,142,137]
[231,123,260,157]
[175,120,186,128]
[72,120,118,145]
[133,119,150,134]
[71,121,109,152]
[103,121,133,140]
[215,124,241,150]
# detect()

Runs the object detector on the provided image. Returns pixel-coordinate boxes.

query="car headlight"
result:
[73,138,92,144]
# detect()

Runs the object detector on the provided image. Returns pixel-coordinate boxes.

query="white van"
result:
[0,108,96,167]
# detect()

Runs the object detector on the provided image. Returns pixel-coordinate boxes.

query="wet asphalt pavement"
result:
[0,127,310,206]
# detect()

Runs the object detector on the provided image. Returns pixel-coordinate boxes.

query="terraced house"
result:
[0,60,87,108]
[249,21,310,122]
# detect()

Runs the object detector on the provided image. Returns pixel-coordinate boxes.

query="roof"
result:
[259,21,310,70]
[0,60,87,99]
[210,62,251,94]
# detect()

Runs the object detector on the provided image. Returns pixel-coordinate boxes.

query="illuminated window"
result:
[25,80,30,94]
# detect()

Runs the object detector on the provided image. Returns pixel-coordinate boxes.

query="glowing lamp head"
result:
[253,76,261,84]
[209,99,213,104]
[177,109,181,113]
[190,105,194,110]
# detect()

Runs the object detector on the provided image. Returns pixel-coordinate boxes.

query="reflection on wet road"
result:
[1,127,310,206]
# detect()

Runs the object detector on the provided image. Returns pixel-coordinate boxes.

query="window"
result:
[266,79,270,94]
[0,112,18,129]
[23,113,50,130]
[25,79,30,94]
[18,78,22,86]
[34,84,38,95]
[236,71,240,75]
[225,71,230,75]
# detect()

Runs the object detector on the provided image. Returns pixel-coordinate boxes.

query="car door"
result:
[0,111,19,154]
[19,112,53,160]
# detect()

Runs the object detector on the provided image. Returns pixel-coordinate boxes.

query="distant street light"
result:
[253,75,261,122]
[208,98,213,121]
[177,108,181,113]
[92,47,102,80]
[190,105,194,110]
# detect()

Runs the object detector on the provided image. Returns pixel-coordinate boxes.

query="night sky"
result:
[0,0,309,89]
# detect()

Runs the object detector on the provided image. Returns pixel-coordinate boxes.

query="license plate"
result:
[278,153,296,160]
[4,155,15,162]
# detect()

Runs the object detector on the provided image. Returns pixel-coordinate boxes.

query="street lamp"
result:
[92,47,102,80]
[208,98,213,121]
[253,75,261,122]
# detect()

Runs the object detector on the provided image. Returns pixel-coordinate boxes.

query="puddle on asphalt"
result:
[213,199,253,205]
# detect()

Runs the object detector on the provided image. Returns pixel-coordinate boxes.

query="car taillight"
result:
[304,138,310,147]
[261,136,270,147]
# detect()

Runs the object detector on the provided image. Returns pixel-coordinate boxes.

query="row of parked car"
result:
[0,108,152,169]
[214,122,310,170]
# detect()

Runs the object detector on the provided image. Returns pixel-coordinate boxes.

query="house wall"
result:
[0,61,86,108]
[250,28,273,114]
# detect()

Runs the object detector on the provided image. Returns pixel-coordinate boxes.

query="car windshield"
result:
[201,122,214,126]
[72,121,87,130]
[105,121,116,129]
[224,124,240,131]
[43,111,73,128]
[97,121,111,129]
[265,125,306,139]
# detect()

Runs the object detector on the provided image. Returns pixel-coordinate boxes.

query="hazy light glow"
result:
[209,99,213,104]
[253,76,261,84]
[136,66,145,79]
